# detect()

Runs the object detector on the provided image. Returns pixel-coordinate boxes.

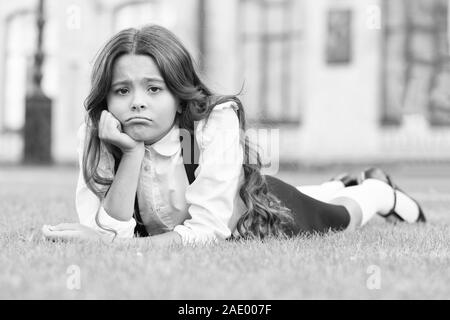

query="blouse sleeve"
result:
[75,124,136,238]
[173,101,244,245]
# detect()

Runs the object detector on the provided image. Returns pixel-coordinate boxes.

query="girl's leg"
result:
[295,180,346,203]
[264,171,423,236]
[328,178,422,229]
[295,173,358,202]
[265,175,352,234]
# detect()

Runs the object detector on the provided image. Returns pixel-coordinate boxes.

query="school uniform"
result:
[76,101,350,245]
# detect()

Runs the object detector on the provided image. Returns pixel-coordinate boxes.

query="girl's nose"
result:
[131,103,147,111]
[130,90,149,111]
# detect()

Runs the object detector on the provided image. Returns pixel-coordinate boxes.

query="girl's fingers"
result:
[41,225,70,237]
[98,112,104,138]
[99,110,108,137]
[106,110,120,122]
[41,225,51,235]
[106,113,122,131]
[100,111,122,137]
[98,110,139,152]
[47,223,81,231]
[43,230,82,241]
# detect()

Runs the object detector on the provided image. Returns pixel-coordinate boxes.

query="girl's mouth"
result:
[125,117,153,124]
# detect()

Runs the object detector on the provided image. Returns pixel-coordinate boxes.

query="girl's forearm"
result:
[103,149,144,221]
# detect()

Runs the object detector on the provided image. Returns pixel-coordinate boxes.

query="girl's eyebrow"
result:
[112,77,165,87]
[142,77,165,84]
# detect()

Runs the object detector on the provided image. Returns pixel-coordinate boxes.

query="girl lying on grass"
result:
[42,25,426,246]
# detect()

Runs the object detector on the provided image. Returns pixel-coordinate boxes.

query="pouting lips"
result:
[126,117,152,124]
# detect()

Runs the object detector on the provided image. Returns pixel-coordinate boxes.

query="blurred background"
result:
[0,0,449,167]
[2,1,449,301]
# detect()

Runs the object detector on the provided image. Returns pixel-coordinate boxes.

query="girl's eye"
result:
[115,88,129,95]
[148,86,161,93]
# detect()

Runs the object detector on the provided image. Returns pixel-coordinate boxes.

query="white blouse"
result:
[75,101,247,245]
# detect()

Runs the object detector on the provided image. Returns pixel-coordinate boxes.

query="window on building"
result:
[381,0,450,126]
[239,0,303,125]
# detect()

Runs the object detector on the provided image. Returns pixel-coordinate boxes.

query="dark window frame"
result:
[239,0,302,126]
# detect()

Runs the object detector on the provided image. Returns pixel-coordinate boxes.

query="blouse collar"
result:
[145,123,181,157]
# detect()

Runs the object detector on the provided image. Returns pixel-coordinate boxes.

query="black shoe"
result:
[359,167,426,223]
[330,172,358,187]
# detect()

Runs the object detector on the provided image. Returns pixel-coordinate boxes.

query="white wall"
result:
[297,0,382,163]
[203,0,241,95]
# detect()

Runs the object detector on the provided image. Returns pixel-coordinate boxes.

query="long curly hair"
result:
[82,24,294,239]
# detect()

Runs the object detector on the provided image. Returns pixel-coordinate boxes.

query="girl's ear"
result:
[177,104,182,114]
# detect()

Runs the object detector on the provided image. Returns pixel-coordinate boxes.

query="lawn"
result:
[0,164,449,299]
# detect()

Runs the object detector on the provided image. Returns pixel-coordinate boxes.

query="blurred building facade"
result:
[0,0,449,165]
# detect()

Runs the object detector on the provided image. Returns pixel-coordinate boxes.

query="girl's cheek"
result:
[107,97,124,113]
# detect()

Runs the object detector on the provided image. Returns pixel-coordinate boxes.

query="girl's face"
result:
[106,54,180,144]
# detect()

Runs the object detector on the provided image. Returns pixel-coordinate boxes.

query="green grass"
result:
[0,166,449,299]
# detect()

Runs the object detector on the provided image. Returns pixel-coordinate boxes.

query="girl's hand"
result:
[41,223,113,243]
[99,110,144,155]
